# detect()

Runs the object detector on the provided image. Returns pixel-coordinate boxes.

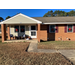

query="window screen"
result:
[15,26,19,32]
[67,25,73,32]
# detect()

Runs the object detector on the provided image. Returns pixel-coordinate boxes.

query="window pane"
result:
[15,26,19,32]
[68,25,72,32]
[31,31,36,36]
[34,32,36,36]
[31,26,36,30]
[50,25,55,33]
[31,32,34,36]
[20,26,25,32]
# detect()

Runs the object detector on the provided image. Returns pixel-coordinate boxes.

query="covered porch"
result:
[1,24,41,42]
[0,13,43,42]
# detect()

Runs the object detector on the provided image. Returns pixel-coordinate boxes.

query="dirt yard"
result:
[0,42,73,65]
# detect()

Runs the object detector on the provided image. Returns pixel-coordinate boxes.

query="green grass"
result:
[38,41,75,50]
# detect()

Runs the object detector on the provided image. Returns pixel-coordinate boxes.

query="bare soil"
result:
[0,42,72,65]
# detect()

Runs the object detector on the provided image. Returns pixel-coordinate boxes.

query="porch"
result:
[1,24,41,42]
[4,39,38,43]
[0,13,42,42]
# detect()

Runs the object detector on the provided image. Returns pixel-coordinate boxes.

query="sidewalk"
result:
[28,41,75,65]
[28,40,38,52]
[28,40,57,53]
[59,50,75,65]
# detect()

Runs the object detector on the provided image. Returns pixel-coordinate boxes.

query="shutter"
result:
[56,25,58,33]
[73,25,75,32]
[65,25,67,33]
[47,25,49,33]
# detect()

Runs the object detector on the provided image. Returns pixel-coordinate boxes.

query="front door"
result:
[30,25,37,38]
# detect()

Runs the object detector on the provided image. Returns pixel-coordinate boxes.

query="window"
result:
[67,25,73,32]
[31,26,36,30]
[49,25,56,33]
[0,25,1,32]
[15,26,19,32]
[31,32,36,36]
[20,26,25,32]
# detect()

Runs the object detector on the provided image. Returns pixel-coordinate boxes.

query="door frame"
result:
[29,25,37,38]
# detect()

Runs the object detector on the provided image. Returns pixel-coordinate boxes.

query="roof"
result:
[0,13,42,24]
[33,17,75,24]
[1,13,75,24]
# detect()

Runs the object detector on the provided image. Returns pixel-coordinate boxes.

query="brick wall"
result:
[40,25,47,41]
[55,25,75,41]
[48,24,75,41]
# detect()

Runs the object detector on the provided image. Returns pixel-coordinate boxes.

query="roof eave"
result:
[43,22,75,24]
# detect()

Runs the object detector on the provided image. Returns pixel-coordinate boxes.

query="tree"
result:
[43,10,54,17]
[0,17,4,22]
[43,10,75,17]
[6,16,11,19]
[54,10,66,17]
[68,10,75,16]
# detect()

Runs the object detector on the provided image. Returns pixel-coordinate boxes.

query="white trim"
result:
[49,25,56,33]
[29,25,37,38]
[67,24,73,33]
[0,13,42,24]
[43,22,75,24]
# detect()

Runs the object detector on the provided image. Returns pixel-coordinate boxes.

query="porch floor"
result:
[4,39,38,43]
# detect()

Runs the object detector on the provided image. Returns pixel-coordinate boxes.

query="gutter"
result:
[43,22,75,24]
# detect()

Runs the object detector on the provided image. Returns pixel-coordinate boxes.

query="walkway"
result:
[28,41,75,64]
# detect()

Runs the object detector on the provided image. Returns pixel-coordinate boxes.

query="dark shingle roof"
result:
[32,17,75,23]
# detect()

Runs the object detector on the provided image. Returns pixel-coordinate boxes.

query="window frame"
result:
[20,26,25,33]
[14,26,19,33]
[67,24,73,33]
[49,25,56,33]
[31,26,36,30]
[14,25,25,33]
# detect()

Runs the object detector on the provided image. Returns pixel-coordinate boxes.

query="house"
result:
[1,13,75,42]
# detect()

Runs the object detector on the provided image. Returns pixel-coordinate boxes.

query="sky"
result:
[0,9,75,20]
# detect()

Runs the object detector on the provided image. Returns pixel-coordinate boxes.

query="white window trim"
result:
[49,25,56,33]
[29,25,37,38]
[67,24,73,33]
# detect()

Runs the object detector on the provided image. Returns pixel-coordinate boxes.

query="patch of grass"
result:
[23,41,25,42]
[38,41,75,50]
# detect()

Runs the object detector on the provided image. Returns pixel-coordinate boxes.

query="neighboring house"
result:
[1,13,75,42]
